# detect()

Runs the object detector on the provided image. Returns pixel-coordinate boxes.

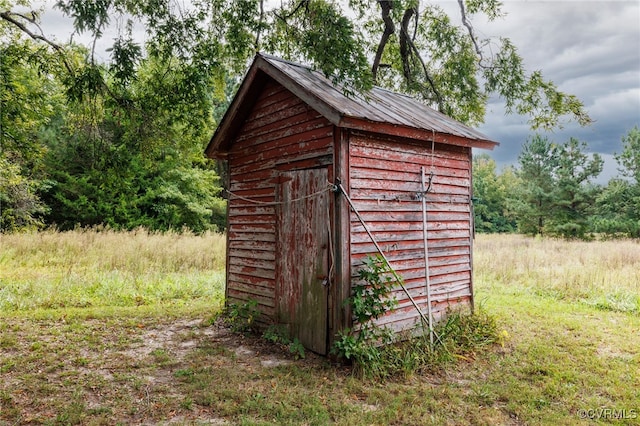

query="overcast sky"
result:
[27,1,640,182]
[456,0,640,182]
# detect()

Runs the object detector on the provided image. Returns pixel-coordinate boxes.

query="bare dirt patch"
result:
[0,315,324,425]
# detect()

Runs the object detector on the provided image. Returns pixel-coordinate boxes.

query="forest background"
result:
[1,0,639,239]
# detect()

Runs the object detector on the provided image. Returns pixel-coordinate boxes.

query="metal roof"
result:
[206,53,498,157]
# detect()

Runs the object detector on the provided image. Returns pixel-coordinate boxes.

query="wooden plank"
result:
[228,240,276,252]
[229,248,276,261]
[251,79,288,104]
[227,288,275,309]
[228,206,275,217]
[233,117,331,157]
[429,270,470,285]
[229,168,274,183]
[232,133,333,169]
[350,189,470,204]
[351,210,469,223]
[251,86,291,111]
[227,214,276,225]
[228,255,275,271]
[229,179,277,192]
[350,212,470,227]
[346,199,470,213]
[349,155,470,178]
[350,254,468,278]
[346,120,492,149]
[350,138,469,169]
[350,152,469,174]
[227,272,275,290]
[351,167,470,188]
[227,223,275,234]
[351,239,425,254]
[350,130,469,153]
[227,198,276,209]
[236,109,324,145]
[226,279,275,299]
[350,237,472,254]
[376,296,472,333]
[228,264,276,280]
[276,154,333,171]
[468,147,475,311]
[351,240,470,257]
[354,252,468,269]
[427,262,471,277]
[350,178,469,195]
[352,243,470,266]
[350,228,469,244]
[233,122,333,160]
[227,231,275,243]
[245,90,301,122]
[238,101,311,135]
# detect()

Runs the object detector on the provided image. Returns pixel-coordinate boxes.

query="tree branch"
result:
[371,0,395,83]
[398,8,443,111]
[0,10,75,76]
[273,0,307,23]
[457,0,485,65]
[254,0,264,52]
[399,7,413,83]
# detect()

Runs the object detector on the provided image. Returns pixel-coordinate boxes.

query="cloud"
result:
[471,0,640,183]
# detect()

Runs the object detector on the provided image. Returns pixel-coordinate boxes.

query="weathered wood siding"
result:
[348,131,473,333]
[226,80,334,322]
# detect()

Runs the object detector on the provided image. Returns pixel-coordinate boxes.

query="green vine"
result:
[331,255,399,372]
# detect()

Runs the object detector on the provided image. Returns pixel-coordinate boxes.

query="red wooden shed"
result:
[206,53,498,355]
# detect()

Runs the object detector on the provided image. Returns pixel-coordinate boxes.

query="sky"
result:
[457,0,640,181]
[21,1,640,183]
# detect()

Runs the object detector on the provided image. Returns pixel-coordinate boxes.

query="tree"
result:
[592,178,640,238]
[511,135,602,238]
[616,126,640,185]
[1,0,595,233]
[2,2,230,233]
[2,0,591,129]
[593,127,640,238]
[548,137,602,238]
[38,55,227,232]
[509,135,557,236]
[0,40,66,231]
[472,153,516,233]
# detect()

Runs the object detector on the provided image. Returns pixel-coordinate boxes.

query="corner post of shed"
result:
[330,126,352,347]
[468,147,475,313]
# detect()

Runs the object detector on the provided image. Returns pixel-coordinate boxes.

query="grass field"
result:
[1,231,639,425]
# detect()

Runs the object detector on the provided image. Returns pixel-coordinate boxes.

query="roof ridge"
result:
[258,52,315,72]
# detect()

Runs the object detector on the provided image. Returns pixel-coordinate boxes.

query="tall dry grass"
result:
[474,234,640,314]
[0,228,227,312]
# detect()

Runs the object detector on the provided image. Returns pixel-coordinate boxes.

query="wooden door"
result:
[277,168,329,354]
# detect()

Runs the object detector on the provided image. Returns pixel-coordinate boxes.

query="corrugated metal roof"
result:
[206,53,498,157]
[263,54,493,141]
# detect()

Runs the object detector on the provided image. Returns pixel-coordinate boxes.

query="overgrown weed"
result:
[354,309,500,380]
[0,228,226,313]
[475,234,640,314]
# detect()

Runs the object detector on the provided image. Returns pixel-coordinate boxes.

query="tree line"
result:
[473,127,640,239]
[2,0,626,238]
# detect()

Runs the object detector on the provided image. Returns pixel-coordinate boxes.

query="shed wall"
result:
[226,80,334,322]
[348,131,473,333]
